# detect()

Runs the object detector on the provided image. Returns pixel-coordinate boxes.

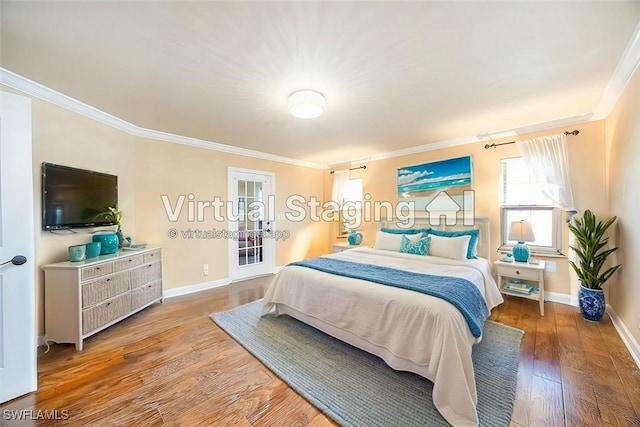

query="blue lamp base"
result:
[512,241,530,262]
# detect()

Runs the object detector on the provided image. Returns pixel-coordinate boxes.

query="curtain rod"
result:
[483,129,580,149]
[330,165,367,174]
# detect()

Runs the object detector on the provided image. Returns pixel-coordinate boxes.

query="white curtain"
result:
[516,133,576,216]
[517,133,580,304]
[331,169,350,208]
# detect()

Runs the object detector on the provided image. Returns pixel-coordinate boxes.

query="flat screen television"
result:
[42,163,118,230]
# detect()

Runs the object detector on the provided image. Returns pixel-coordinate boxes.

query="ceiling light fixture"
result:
[288,90,325,119]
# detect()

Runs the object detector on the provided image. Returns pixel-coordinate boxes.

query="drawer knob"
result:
[106,278,111,282]
[516,270,520,275]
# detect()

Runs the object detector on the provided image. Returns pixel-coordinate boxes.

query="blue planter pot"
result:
[92,233,119,255]
[579,286,606,322]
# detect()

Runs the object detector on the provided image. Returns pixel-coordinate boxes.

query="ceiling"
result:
[1,1,639,166]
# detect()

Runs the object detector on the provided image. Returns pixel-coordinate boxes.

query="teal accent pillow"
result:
[425,229,479,259]
[399,235,430,256]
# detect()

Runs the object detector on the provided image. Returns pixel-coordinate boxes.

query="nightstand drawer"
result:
[498,264,540,281]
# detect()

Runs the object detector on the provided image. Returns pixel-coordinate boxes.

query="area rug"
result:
[211,300,522,427]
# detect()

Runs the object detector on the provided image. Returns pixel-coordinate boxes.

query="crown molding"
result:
[0,68,326,170]
[593,21,640,120]
[368,114,594,162]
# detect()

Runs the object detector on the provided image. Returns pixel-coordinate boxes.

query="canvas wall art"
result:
[397,155,472,210]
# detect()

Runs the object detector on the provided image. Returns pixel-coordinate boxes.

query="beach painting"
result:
[397,156,472,208]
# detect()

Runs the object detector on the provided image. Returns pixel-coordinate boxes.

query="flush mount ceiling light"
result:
[288,90,325,119]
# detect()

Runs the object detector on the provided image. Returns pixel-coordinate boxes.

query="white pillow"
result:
[428,234,471,260]
[374,231,423,251]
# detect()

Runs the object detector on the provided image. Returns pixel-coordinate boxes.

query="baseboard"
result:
[607,305,640,369]
[545,291,578,307]
[163,278,231,299]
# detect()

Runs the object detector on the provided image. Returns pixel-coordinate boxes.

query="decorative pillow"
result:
[426,229,479,259]
[427,234,471,260]
[399,235,430,256]
[374,231,423,251]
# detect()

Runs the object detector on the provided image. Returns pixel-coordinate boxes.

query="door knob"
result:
[0,255,27,266]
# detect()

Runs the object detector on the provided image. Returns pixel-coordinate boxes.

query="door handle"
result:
[0,255,27,266]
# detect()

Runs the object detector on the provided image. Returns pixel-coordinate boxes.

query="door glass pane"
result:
[237,178,266,266]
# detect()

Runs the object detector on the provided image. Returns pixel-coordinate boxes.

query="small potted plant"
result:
[95,207,126,248]
[568,209,621,321]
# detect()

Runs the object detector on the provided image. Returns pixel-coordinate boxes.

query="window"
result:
[499,158,562,255]
[340,178,363,234]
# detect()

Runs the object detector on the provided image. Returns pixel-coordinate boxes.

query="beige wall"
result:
[3,85,327,335]
[134,137,328,291]
[326,121,609,296]
[605,64,640,345]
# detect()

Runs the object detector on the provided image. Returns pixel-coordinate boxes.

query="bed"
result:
[262,217,503,426]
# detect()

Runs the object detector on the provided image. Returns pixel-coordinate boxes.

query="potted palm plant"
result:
[568,209,621,321]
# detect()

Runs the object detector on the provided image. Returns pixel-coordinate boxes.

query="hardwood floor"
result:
[2,277,640,426]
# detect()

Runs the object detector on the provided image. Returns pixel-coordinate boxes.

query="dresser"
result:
[42,247,163,350]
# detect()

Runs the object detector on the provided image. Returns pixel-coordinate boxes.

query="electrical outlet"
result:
[545,261,556,272]
[203,264,209,276]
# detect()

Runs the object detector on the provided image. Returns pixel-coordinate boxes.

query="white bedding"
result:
[262,247,503,427]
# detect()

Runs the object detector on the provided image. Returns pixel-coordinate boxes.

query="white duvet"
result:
[262,247,503,427]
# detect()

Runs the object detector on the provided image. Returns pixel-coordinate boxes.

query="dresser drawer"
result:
[131,280,162,310]
[82,292,131,335]
[81,262,114,280]
[143,249,161,263]
[82,271,130,308]
[130,262,162,288]
[499,264,540,281]
[114,254,144,272]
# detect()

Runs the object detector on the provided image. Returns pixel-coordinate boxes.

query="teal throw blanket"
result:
[289,257,489,338]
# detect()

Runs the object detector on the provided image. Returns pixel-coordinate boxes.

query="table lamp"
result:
[508,220,535,262]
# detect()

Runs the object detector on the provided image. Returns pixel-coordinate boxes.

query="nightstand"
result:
[332,243,360,253]
[495,259,546,316]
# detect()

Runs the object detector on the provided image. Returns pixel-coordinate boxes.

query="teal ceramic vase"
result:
[347,230,363,245]
[92,233,118,255]
[85,241,102,258]
[68,244,86,262]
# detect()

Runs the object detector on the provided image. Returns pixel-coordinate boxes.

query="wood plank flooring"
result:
[2,277,639,426]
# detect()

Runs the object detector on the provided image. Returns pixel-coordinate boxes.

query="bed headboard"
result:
[377,216,491,259]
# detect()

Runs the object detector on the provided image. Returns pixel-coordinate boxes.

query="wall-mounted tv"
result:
[42,163,118,230]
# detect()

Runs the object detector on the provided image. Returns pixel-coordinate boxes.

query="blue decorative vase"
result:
[579,286,606,322]
[347,230,362,246]
[512,241,530,262]
[85,241,102,258]
[92,233,119,255]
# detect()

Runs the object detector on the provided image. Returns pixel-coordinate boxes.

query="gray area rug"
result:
[211,300,522,427]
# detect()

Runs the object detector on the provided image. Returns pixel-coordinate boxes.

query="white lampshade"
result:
[288,90,325,119]
[508,220,535,243]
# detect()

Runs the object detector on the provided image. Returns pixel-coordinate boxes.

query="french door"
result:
[0,91,37,402]
[228,168,275,281]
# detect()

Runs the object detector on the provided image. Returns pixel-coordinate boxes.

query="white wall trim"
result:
[0,68,325,170]
[607,305,640,369]
[544,290,578,307]
[162,278,231,299]
[593,21,640,119]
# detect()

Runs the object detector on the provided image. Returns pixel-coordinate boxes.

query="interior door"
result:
[0,91,37,402]
[228,168,275,281]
